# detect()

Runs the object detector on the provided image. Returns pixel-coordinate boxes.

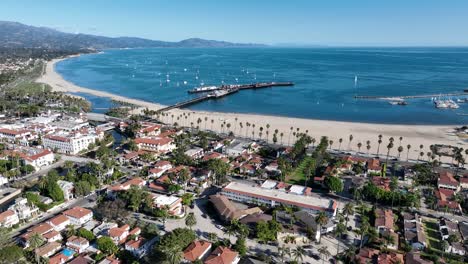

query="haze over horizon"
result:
[1,0,468,47]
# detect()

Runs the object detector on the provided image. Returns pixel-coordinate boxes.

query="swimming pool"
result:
[62,248,75,257]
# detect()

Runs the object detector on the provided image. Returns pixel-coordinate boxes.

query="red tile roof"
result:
[438,171,459,186]
[0,210,15,222]
[184,240,212,262]
[205,246,238,264]
[48,214,69,226]
[63,207,92,220]
[135,137,172,146]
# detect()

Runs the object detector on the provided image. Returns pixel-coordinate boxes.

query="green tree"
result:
[325,176,343,193]
[208,158,230,185]
[255,220,282,243]
[233,236,247,256]
[74,181,93,196]
[77,228,96,241]
[97,236,118,255]
[0,245,24,264]
[185,212,197,230]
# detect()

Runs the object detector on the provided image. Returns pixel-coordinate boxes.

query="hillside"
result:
[0,21,264,50]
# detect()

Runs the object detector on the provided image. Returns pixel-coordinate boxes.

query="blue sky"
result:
[1,0,468,46]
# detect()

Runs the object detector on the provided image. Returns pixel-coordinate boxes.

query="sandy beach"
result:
[36,57,467,160]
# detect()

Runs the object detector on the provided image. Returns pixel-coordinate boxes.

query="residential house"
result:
[35,242,62,258]
[47,214,71,232]
[371,176,391,191]
[435,188,462,214]
[406,251,433,264]
[204,246,240,264]
[63,207,93,226]
[437,171,460,192]
[184,147,204,159]
[108,224,130,244]
[183,240,212,262]
[374,209,394,233]
[57,180,74,201]
[148,161,172,178]
[8,197,39,220]
[66,236,90,253]
[108,177,146,196]
[125,236,153,258]
[21,223,62,247]
[403,213,427,250]
[367,158,381,174]
[150,193,184,217]
[2,147,54,170]
[0,209,19,227]
[439,218,459,240]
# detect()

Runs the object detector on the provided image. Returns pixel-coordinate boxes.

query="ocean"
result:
[55,47,468,124]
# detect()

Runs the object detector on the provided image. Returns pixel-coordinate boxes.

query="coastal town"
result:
[0,54,468,264]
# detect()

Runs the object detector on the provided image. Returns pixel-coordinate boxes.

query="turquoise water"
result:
[61,248,74,257]
[56,47,468,124]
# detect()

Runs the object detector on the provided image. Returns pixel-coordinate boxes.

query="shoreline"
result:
[36,56,467,159]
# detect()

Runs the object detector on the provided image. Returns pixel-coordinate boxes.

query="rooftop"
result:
[223,181,336,212]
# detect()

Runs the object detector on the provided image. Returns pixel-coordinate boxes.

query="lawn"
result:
[423,220,444,251]
[287,156,314,185]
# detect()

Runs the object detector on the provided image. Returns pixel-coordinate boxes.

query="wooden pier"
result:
[157,81,294,113]
[188,82,294,93]
[354,91,468,100]
[157,88,240,113]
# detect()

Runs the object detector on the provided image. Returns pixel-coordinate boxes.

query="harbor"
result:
[157,82,294,112]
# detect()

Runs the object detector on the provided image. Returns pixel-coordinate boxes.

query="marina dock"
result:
[354,91,468,100]
[158,82,294,112]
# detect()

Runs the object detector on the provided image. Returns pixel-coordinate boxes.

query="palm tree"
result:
[397,146,404,159]
[311,138,316,148]
[342,202,354,228]
[289,126,293,146]
[315,212,329,243]
[377,139,382,157]
[338,138,343,150]
[357,142,362,153]
[280,132,284,145]
[386,142,394,163]
[366,144,371,155]
[399,136,403,146]
[185,212,197,230]
[419,151,424,162]
[234,117,238,134]
[29,233,44,249]
[348,134,354,150]
[318,246,331,264]
[334,221,347,256]
[278,246,291,263]
[329,140,334,150]
[406,144,411,161]
[292,246,305,263]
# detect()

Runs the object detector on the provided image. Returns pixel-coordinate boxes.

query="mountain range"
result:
[0,21,265,50]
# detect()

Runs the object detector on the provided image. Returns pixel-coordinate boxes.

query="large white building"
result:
[43,129,103,154]
[134,137,175,153]
[221,180,338,217]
